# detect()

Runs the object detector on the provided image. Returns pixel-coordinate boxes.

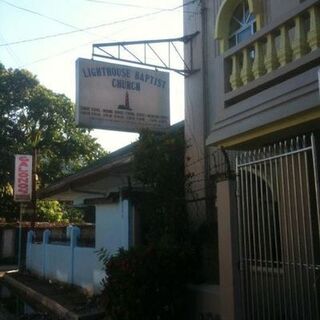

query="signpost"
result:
[318,68,320,96]
[14,154,33,269]
[75,58,170,132]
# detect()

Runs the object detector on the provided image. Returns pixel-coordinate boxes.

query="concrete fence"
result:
[26,226,104,294]
[0,228,16,261]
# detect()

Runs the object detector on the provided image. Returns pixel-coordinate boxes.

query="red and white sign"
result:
[14,155,33,202]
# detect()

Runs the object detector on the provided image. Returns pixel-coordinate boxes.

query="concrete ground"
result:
[0,268,105,320]
[0,266,20,320]
[0,308,16,320]
[0,265,18,277]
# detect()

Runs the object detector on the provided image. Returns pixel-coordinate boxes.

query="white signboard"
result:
[14,155,32,202]
[75,58,170,132]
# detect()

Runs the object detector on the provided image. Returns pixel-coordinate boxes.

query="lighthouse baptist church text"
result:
[81,66,167,92]
[76,58,170,132]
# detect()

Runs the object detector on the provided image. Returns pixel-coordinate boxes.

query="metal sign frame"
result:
[92,32,200,77]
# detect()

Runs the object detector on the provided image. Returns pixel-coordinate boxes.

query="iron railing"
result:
[236,133,320,319]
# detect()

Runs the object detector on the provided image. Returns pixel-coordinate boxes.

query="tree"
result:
[0,63,106,220]
[132,126,189,244]
[99,126,195,319]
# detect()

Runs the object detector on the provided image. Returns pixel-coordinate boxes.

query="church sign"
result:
[75,58,170,132]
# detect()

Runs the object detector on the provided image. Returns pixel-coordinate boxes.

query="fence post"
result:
[69,226,80,285]
[217,179,241,320]
[26,230,35,270]
[42,229,51,279]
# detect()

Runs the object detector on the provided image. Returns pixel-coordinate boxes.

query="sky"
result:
[0,0,190,152]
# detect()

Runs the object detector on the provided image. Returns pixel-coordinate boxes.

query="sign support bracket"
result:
[92,32,200,77]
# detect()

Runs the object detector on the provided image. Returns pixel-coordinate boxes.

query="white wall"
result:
[26,200,130,294]
[27,243,43,275]
[1,229,15,258]
[73,247,104,293]
[95,200,129,254]
[26,229,103,294]
[45,244,71,283]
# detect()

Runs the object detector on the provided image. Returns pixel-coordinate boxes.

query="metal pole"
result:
[309,133,320,318]
[297,137,313,318]
[18,203,24,269]
[32,148,37,229]
[291,138,306,320]
[236,155,247,319]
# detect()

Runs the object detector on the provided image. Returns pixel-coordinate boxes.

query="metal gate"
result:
[236,133,320,320]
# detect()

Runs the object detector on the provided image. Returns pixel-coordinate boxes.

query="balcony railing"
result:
[224,0,320,104]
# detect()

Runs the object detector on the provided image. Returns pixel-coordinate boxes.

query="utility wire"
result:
[16,5,150,69]
[17,23,130,68]
[0,0,83,31]
[0,0,196,47]
[85,0,198,14]
[0,31,21,65]
[85,0,173,11]
[0,0,111,39]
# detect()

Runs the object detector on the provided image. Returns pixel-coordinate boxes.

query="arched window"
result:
[229,2,256,47]
[215,0,263,53]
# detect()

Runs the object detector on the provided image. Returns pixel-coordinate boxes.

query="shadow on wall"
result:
[199,313,220,320]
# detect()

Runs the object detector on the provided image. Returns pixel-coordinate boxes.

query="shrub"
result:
[98,244,193,320]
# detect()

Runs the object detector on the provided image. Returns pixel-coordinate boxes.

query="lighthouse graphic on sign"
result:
[118,91,132,111]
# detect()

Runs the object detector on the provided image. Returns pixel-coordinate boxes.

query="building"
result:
[25,121,185,294]
[26,143,137,293]
[184,0,320,319]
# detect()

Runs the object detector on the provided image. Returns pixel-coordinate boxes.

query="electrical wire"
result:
[17,17,144,68]
[0,31,21,65]
[0,0,123,40]
[85,0,175,11]
[85,0,198,14]
[0,0,197,47]
[0,0,84,31]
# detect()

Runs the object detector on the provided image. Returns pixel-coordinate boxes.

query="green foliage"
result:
[61,204,84,223]
[35,200,84,223]
[36,200,66,223]
[98,244,193,320]
[0,63,106,220]
[133,127,185,201]
[132,127,189,244]
[98,126,197,319]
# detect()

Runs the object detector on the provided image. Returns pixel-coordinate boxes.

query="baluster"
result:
[292,15,307,60]
[307,5,320,51]
[252,41,266,79]
[230,54,242,90]
[264,33,279,73]
[278,25,292,67]
[240,48,253,85]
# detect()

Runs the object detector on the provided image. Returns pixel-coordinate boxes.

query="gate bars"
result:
[236,133,320,320]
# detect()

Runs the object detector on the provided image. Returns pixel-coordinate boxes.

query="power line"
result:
[17,17,142,68]
[0,32,21,65]
[17,42,89,69]
[85,0,172,11]
[17,22,131,68]
[0,0,109,39]
[19,44,89,69]
[85,0,198,13]
[0,12,162,47]
[0,0,82,31]
[0,0,196,47]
